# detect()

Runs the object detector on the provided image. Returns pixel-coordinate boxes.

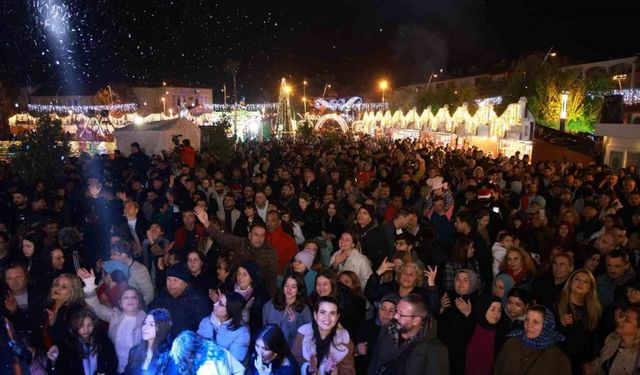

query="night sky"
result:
[1,0,638,101]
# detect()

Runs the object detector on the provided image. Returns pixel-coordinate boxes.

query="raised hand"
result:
[376,257,395,276]
[4,292,17,314]
[332,250,349,266]
[285,305,296,322]
[455,297,472,317]
[440,292,451,314]
[47,345,59,362]
[77,268,95,280]
[46,309,56,325]
[356,342,368,356]
[209,289,221,303]
[424,265,438,287]
[193,206,210,228]
[163,241,175,255]
[308,354,318,373]
[324,353,338,373]
[561,314,574,326]
[116,191,127,201]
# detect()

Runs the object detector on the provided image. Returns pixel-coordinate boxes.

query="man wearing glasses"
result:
[368,294,449,375]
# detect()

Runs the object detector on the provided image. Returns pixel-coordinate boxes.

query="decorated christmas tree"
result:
[275,78,293,136]
[10,115,71,184]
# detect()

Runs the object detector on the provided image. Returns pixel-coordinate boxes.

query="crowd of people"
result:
[1,133,640,374]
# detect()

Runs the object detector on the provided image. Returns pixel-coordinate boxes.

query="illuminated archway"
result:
[315,114,349,132]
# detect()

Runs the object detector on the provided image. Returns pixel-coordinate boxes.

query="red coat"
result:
[179,145,196,168]
[267,226,298,274]
[174,223,206,251]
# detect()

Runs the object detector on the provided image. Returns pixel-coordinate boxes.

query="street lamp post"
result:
[560,91,569,132]
[161,97,166,115]
[106,85,113,105]
[379,80,389,103]
[322,84,331,98]
[303,80,307,115]
[613,74,627,90]
[426,68,443,91]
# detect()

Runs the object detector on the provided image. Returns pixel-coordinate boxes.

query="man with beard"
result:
[368,294,449,375]
[210,180,228,220]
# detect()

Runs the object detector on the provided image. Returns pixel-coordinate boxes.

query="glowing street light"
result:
[613,74,627,90]
[284,85,292,95]
[303,80,308,114]
[559,91,569,132]
[379,80,389,103]
[426,68,443,91]
[322,84,332,98]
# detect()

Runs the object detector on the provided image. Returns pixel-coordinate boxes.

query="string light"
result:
[313,96,388,112]
[475,96,503,107]
[203,103,278,112]
[28,103,138,114]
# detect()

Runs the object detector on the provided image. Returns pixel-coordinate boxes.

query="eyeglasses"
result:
[395,311,420,319]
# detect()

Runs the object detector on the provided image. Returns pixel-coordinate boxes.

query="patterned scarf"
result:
[507,306,564,350]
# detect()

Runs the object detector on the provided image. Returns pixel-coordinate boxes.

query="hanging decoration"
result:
[27,103,138,114]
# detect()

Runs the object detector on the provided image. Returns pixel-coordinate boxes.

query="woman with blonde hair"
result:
[588,305,640,374]
[499,247,537,290]
[44,273,86,346]
[557,269,602,374]
[365,261,438,311]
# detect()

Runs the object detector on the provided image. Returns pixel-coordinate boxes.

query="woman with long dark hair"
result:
[228,261,268,336]
[291,296,355,375]
[263,273,312,346]
[17,233,48,288]
[197,291,250,363]
[186,249,217,294]
[248,324,299,375]
[442,238,482,293]
[321,201,346,251]
[124,308,173,375]
[46,307,117,375]
[45,246,66,287]
[309,268,365,334]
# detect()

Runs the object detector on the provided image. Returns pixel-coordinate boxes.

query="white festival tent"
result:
[113,117,201,156]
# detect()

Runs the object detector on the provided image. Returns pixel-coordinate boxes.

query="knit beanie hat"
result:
[239,261,261,283]
[294,250,315,271]
[359,204,376,219]
[166,263,190,283]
